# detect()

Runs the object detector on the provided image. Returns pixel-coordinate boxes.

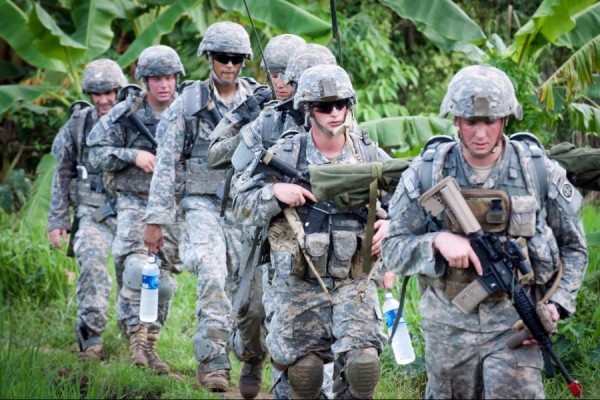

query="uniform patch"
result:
[560,180,574,201]
[389,179,404,209]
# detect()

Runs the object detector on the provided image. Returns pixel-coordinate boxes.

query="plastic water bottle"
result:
[382,291,415,365]
[140,254,159,322]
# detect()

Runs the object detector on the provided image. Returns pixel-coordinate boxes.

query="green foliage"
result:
[0,155,75,305]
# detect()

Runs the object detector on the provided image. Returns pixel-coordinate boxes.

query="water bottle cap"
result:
[384,292,393,299]
[147,254,157,263]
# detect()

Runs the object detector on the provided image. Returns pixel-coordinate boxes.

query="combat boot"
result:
[75,320,106,361]
[146,331,170,374]
[78,341,106,361]
[128,324,148,367]
[197,364,230,392]
[239,355,265,399]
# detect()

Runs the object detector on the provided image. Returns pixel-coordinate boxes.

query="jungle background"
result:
[1,0,599,398]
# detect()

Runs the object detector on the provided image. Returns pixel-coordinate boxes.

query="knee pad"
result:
[288,353,324,399]
[121,253,147,298]
[193,328,229,363]
[345,348,381,399]
[158,274,176,304]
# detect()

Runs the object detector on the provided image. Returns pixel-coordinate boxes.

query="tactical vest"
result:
[106,92,160,195]
[418,134,549,299]
[269,129,380,280]
[180,77,262,195]
[66,101,109,208]
[259,99,305,149]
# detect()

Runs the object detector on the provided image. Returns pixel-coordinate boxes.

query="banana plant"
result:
[379,0,600,135]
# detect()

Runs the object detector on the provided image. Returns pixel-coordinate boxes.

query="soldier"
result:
[141,21,262,392]
[382,65,588,398]
[227,43,339,399]
[86,45,184,374]
[206,33,308,399]
[48,59,127,361]
[231,64,389,399]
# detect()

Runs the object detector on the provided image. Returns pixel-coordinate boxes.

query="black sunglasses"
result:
[212,53,245,65]
[311,99,349,114]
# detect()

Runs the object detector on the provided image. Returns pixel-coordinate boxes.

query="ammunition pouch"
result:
[73,174,109,208]
[444,268,508,303]
[181,158,227,195]
[93,197,117,222]
[104,165,153,195]
[446,189,510,234]
[270,217,366,281]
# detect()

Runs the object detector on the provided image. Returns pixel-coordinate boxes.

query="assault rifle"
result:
[419,176,582,398]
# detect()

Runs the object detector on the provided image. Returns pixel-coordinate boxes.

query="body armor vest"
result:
[269,130,379,280]
[180,77,262,195]
[67,104,109,207]
[108,96,159,195]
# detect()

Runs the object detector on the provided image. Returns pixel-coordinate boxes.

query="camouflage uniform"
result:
[142,22,260,391]
[232,65,388,399]
[48,59,126,360]
[86,45,184,373]
[382,65,588,399]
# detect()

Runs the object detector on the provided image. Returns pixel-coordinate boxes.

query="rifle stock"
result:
[418,176,581,398]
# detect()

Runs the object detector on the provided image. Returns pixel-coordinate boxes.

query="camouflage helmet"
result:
[285,44,337,85]
[261,34,306,73]
[197,21,253,59]
[440,65,522,120]
[135,45,185,80]
[82,59,127,94]
[294,64,355,110]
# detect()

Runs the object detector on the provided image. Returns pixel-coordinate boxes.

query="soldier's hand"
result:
[371,219,389,256]
[135,150,156,173]
[49,229,68,249]
[434,232,482,275]
[273,183,317,207]
[143,224,164,254]
[382,271,396,290]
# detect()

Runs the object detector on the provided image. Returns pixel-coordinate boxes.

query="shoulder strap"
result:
[509,132,548,203]
[419,135,456,192]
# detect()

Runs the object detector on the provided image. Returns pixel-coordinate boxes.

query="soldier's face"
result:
[90,90,117,117]
[270,72,293,100]
[310,99,349,135]
[146,74,176,106]
[456,116,505,162]
[211,53,243,85]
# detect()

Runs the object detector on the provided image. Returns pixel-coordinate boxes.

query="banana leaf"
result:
[308,158,411,212]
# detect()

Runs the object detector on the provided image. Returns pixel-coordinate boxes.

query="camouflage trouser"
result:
[113,193,181,335]
[422,319,545,399]
[72,204,116,334]
[180,194,243,371]
[267,270,385,370]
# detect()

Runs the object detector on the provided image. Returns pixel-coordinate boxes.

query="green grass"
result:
[1,202,599,399]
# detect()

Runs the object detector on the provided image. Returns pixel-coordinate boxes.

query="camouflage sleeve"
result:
[230,143,282,227]
[47,124,75,231]
[382,159,446,278]
[143,104,185,225]
[86,104,139,171]
[206,111,247,168]
[543,157,588,315]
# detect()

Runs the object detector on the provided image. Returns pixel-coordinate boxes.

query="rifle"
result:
[419,176,582,398]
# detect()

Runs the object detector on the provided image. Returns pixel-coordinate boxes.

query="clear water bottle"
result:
[382,291,415,365]
[140,254,159,322]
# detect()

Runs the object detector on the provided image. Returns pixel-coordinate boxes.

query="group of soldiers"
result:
[48,18,588,400]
